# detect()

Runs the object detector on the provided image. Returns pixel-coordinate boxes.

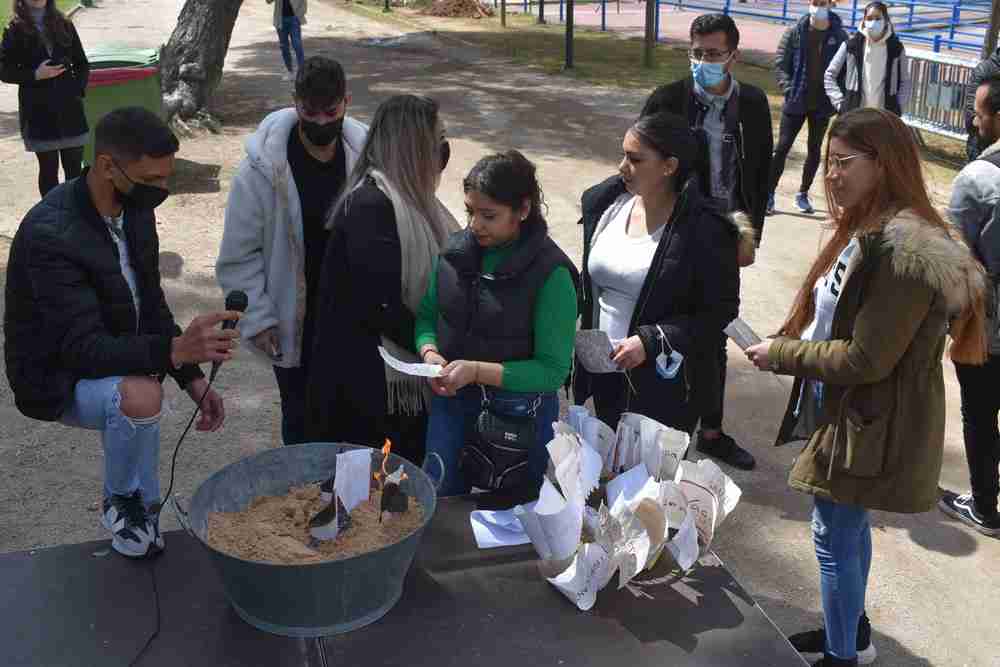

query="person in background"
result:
[4,108,237,559]
[640,12,770,470]
[575,112,742,438]
[0,0,90,197]
[217,56,367,446]
[416,150,579,497]
[305,95,458,466]
[746,108,986,667]
[824,1,911,116]
[939,75,1000,537]
[266,0,306,82]
[769,0,847,215]
[965,45,1000,161]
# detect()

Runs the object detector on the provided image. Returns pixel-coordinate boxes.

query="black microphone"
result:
[210,290,248,382]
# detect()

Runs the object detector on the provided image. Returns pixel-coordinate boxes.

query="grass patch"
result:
[345,0,965,178]
[1,0,79,28]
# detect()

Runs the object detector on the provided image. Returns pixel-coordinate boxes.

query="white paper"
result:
[470,509,531,549]
[580,416,616,475]
[660,480,689,528]
[665,510,699,571]
[574,330,622,374]
[603,496,651,589]
[605,463,651,509]
[724,317,762,352]
[567,406,589,435]
[546,542,614,611]
[547,431,601,506]
[515,478,582,563]
[378,345,443,378]
[657,428,690,481]
[679,479,719,555]
[334,448,372,513]
[677,459,741,525]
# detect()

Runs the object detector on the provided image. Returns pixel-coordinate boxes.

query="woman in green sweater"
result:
[415,150,579,497]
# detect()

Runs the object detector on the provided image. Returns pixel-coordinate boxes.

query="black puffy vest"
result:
[436,222,579,363]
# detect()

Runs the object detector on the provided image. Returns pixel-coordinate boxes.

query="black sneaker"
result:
[938,491,1000,537]
[811,657,858,667]
[696,431,756,470]
[101,492,155,558]
[789,613,876,665]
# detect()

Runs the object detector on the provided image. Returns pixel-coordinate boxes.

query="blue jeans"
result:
[425,386,558,497]
[273,365,308,445]
[813,497,872,660]
[60,377,162,509]
[277,15,305,72]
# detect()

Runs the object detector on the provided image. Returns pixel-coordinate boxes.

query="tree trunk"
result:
[160,0,244,121]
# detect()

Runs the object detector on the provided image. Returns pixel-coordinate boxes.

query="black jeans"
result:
[954,356,1000,517]
[274,365,308,445]
[36,146,83,197]
[769,110,831,196]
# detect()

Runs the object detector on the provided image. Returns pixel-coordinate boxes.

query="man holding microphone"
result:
[4,108,240,559]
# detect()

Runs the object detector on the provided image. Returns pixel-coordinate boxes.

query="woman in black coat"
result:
[575,112,742,435]
[1,0,89,196]
[304,95,458,465]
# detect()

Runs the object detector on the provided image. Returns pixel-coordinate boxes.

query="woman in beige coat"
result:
[746,108,986,667]
[266,0,307,80]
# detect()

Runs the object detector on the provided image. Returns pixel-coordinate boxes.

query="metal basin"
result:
[175,442,437,637]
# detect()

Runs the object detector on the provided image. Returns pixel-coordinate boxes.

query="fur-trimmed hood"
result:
[880,209,985,315]
[879,209,987,364]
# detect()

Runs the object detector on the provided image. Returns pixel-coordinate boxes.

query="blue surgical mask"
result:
[866,19,884,35]
[690,59,728,89]
[809,5,830,20]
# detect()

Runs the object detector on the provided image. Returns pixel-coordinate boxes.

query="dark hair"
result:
[690,13,740,50]
[863,1,890,22]
[979,75,1000,116]
[294,56,347,108]
[463,150,547,228]
[10,0,73,47]
[94,107,180,163]
[630,112,708,194]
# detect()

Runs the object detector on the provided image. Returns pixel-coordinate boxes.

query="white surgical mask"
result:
[810,5,830,20]
[866,18,885,35]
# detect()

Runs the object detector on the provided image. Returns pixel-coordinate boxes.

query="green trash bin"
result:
[82,46,163,165]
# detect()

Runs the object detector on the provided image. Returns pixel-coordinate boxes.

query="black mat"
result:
[1,497,806,667]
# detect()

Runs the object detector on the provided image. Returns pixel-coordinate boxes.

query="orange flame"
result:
[373,439,392,491]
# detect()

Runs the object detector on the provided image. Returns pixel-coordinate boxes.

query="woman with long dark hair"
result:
[415,150,579,498]
[746,109,986,667]
[575,112,745,436]
[1,0,89,196]
[824,1,912,116]
[304,94,458,465]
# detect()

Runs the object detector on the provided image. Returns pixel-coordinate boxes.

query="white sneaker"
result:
[283,70,295,82]
[101,492,154,558]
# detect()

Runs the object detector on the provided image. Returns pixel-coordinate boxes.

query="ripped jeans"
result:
[60,377,162,510]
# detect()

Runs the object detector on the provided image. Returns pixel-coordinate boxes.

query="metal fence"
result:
[902,48,979,139]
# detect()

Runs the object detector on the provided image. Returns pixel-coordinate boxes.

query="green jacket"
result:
[769,211,985,514]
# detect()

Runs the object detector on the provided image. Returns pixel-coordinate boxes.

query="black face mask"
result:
[440,139,451,172]
[112,160,169,210]
[301,117,344,147]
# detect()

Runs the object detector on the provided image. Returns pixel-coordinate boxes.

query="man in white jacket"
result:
[217,56,368,445]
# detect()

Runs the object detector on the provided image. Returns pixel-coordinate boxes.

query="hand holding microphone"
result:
[170,291,248,373]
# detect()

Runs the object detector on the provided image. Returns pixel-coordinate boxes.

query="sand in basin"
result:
[207,484,424,564]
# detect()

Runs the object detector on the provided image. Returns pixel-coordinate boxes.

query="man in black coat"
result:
[965,46,1000,161]
[638,13,772,470]
[4,107,239,559]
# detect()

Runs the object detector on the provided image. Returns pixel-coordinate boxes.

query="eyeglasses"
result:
[826,153,871,172]
[688,49,732,63]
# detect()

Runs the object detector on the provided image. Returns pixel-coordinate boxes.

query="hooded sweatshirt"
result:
[216,108,368,368]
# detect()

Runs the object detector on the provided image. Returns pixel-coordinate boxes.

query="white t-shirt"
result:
[802,237,860,343]
[587,196,665,342]
[105,212,141,332]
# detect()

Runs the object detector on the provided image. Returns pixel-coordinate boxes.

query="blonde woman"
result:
[747,109,986,666]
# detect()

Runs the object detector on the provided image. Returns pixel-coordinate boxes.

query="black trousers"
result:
[769,110,831,195]
[701,343,727,431]
[954,356,1000,517]
[35,146,84,197]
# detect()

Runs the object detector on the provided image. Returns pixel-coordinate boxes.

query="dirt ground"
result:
[1,1,998,665]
